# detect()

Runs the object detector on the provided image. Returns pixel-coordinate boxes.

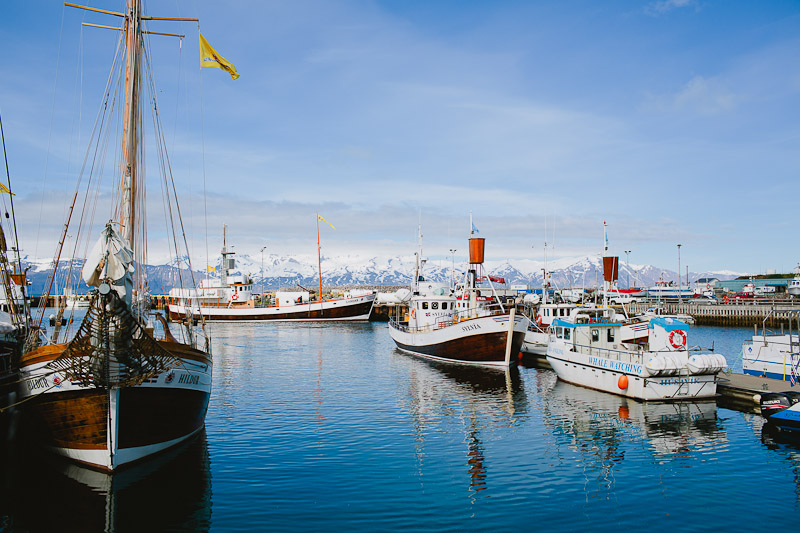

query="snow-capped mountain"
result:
[19,252,743,295]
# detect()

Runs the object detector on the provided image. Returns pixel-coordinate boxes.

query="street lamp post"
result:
[260,246,267,303]
[677,244,682,305]
[624,250,631,289]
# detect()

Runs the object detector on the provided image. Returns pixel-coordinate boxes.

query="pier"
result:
[629,300,800,327]
[716,372,798,413]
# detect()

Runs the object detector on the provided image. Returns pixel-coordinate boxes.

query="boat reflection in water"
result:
[0,430,211,531]
[539,374,727,497]
[395,351,528,495]
[760,424,800,501]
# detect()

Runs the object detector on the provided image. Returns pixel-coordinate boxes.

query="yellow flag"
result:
[317,214,335,230]
[0,182,13,195]
[207,265,216,273]
[199,33,239,80]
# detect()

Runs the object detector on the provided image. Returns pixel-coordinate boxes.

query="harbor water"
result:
[2,320,799,531]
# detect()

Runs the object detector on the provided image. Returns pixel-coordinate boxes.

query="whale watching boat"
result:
[546,308,726,400]
[167,223,375,321]
[17,0,213,471]
[545,228,725,401]
[388,220,527,367]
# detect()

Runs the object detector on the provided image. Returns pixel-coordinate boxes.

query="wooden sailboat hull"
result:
[18,343,212,471]
[389,315,527,367]
[168,294,375,322]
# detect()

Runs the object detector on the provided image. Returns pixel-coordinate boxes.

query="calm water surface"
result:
[2,320,800,531]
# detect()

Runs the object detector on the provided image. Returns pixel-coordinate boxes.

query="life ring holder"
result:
[669,329,687,349]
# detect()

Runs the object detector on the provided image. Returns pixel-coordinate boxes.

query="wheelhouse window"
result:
[564,328,571,340]
[607,328,615,342]
[422,302,429,310]
[556,327,563,339]
[591,329,599,342]
[432,302,439,310]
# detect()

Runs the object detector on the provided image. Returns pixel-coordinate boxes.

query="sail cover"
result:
[82,224,134,297]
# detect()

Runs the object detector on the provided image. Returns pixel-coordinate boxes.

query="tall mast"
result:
[316,214,323,300]
[120,0,141,247]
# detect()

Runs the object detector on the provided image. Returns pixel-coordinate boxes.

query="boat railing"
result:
[569,341,693,365]
[389,303,513,334]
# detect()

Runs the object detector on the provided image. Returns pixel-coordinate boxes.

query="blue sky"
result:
[1,0,799,274]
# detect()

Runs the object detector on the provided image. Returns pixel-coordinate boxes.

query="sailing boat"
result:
[167,216,376,321]
[17,1,212,471]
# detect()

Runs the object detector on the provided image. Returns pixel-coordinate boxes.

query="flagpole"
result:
[317,214,322,302]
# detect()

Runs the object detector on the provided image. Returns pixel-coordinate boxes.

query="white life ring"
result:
[231,293,239,301]
[669,329,687,349]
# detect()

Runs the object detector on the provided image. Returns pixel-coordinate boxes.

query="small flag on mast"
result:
[199,33,240,80]
[317,214,335,230]
[0,182,13,195]
[207,265,216,273]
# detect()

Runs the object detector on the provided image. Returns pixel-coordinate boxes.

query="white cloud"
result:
[645,0,697,16]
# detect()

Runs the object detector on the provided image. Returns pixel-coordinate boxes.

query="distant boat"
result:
[168,225,375,322]
[646,281,693,299]
[641,304,696,325]
[388,219,527,367]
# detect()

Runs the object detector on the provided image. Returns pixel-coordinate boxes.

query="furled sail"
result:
[82,223,134,298]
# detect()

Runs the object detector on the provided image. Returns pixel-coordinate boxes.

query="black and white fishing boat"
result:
[388,219,527,367]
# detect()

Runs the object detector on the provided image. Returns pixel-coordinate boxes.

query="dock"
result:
[629,301,800,327]
[716,372,798,413]
[519,351,796,414]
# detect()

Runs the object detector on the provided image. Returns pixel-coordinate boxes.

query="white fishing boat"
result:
[523,227,649,359]
[389,219,527,367]
[788,265,800,297]
[546,307,727,401]
[168,225,375,322]
[742,313,800,381]
[18,1,215,471]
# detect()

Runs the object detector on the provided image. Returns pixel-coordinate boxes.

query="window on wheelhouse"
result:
[422,302,429,310]
[591,329,599,342]
[564,328,571,340]
[556,327,563,339]
[432,302,439,310]
[607,328,615,342]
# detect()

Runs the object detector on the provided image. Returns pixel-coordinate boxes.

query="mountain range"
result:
[19,253,743,295]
